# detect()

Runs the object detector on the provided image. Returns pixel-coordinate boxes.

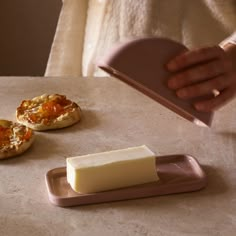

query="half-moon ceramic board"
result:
[97,37,214,127]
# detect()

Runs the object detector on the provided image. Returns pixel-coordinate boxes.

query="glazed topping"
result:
[17,94,78,124]
[0,126,11,147]
[0,121,33,151]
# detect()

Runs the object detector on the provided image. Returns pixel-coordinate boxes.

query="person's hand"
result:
[166,45,236,112]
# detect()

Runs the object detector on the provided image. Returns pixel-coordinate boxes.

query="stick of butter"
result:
[66,145,159,193]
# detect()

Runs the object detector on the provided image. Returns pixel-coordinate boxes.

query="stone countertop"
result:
[0,76,236,236]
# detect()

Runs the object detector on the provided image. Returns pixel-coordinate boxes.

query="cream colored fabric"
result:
[220,32,236,46]
[45,0,236,77]
[45,0,88,76]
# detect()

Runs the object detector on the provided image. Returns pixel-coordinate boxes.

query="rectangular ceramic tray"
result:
[45,155,207,207]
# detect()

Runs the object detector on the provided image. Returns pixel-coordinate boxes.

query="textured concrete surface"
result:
[0,76,236,236]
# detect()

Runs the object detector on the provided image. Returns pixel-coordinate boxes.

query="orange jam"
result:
[0,126,11,147]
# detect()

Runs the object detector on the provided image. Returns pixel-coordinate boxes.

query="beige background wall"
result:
[0,0,62,76]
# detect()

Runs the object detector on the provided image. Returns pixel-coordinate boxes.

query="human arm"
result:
[166,35,236,112]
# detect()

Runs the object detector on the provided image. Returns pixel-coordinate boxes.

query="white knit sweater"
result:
[45,0,236,77]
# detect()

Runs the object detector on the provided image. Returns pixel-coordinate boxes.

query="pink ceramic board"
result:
[45,155,207,207]
[97,37,214,127]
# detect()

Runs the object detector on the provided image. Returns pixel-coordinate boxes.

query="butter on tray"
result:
[66,145,159,193]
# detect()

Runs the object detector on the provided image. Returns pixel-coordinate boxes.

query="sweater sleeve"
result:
[220,32,236,47]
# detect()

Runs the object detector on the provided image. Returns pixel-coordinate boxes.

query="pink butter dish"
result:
[97,37,214,127]
[45,155,207,207]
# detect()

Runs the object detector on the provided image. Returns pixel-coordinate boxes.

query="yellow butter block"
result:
[66,145,159,193]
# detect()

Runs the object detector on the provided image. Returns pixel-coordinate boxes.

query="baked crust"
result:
[16,94,82,131]
[0,120,34,160]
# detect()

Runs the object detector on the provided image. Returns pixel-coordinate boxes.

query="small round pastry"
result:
[0,119,34,160]
[16,94,82,131]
